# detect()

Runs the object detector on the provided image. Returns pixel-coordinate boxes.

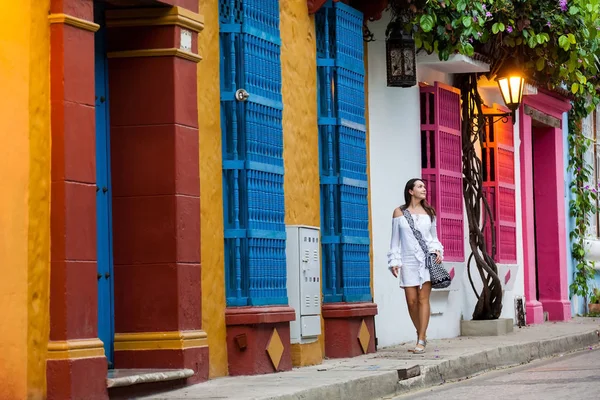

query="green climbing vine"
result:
[568,99,598,307]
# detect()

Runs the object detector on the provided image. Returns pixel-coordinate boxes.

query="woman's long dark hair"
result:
[400,178,436,221]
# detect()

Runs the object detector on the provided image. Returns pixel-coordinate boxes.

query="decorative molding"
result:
[48,13,100,32]
[322,302,378,319]
[523,104,562,128]
[114,330,208,351]
[225,306,296,326]
[106,6,204,32]
[107,48,202,63]
[47,338,105,360]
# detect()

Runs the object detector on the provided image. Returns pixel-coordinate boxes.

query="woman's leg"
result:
[404,286,420,338]
[417,282,432,343]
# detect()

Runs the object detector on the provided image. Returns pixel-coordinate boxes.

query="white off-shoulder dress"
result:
[387,211,444,288]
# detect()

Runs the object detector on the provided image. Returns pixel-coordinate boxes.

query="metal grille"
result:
[220,0,287,306]
[482,107,517,263]
[419,82,465,262]
[317,1,370,303]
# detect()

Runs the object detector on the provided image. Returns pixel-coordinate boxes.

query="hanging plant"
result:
[568,98,598,310]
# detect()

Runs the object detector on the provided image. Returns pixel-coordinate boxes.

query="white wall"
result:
[368,16,422,347]
[368,14,525,348]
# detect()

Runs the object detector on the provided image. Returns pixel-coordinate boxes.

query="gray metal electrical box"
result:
[286,225,321,344]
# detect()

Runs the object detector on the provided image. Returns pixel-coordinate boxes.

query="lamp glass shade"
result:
[497,75,525,111]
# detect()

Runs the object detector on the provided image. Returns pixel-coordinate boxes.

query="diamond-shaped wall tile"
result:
[357,319,370,354]
[266,328,284,370]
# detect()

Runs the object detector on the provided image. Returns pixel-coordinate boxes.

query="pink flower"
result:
[507,26,513,33]
[560,0,568,12]
[486,11,492,17]
[547,21,552,28]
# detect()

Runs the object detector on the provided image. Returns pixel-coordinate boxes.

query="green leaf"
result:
[559,35,571,50]
[420,14,435,33]
[568,33,577,44]
[498,22,505,32]
[570,5,580,15]
[572,82,580,94]
[462,15,472,28]
[492,23,500,34]
[536,57,545,71]
[464,42,475,56]
[415,36,423,49]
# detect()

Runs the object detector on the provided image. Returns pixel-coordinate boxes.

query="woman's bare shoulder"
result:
[392,207,403,218]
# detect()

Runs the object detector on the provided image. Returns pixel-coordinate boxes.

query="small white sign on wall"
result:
[180,29,192,52]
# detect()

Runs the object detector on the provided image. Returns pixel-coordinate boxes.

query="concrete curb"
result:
[266,329,600,400]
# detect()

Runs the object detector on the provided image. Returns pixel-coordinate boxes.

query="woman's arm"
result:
[429,217,444,263]
[387,208,403,275]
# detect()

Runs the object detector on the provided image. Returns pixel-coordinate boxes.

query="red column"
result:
[105,6,208,383]
[47,1,108,399]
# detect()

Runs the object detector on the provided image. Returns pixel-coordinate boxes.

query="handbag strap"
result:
[402,208,430,256]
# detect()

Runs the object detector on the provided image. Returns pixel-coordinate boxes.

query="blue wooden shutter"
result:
[219,0,287,306]
[316,1,371,303]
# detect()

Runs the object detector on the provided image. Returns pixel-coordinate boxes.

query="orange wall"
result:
[0,1,51,399]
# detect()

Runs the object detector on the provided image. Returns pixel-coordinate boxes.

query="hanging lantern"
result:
[386,17,417,88]
[496,62,525,112]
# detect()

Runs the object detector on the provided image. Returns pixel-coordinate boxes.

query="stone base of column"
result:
[113,330,209,384]
[225,306,295,376]
[541,299,572,321]
[46,340,108,400]
[322,302,378,358]
[526,299,545,324]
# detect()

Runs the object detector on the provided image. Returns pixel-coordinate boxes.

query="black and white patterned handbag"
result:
[402,209,452,289]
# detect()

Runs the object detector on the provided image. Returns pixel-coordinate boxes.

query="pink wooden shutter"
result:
[420,82,464,262]
[482,107,517,263]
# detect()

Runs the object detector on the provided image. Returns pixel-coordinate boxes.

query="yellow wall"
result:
[281,1,321,228]
[0,1,51,399]
[280,0,323,366]
[198,0,228,379]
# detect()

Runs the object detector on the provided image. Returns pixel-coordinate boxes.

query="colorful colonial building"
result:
[0,0,575,399]
[1,0,385,399]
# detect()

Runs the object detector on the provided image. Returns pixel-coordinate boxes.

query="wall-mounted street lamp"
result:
[486,62,525,125]
[385,14,417,88]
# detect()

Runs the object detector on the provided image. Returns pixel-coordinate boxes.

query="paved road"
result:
[390,348,600,400]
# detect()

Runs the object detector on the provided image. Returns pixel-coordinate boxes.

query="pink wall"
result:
[519,92,571,324]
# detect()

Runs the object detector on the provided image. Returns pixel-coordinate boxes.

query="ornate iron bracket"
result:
[483,111,516,126]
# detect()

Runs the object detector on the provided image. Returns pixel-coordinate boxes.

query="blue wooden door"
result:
[219,0,288,307]
[94,1,115,367]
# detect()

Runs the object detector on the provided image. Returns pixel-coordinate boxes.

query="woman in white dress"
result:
[388,178,443,354]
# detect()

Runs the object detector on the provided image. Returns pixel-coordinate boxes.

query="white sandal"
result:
[410,339,426,354]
